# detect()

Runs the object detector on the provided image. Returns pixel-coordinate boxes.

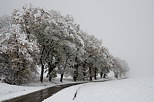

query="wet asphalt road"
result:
[2,83,83,102]
[2,79,111,102]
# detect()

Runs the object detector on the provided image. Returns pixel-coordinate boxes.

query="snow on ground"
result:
[0,76,77,101]
[0,82,46,101]
[43,78,154,102]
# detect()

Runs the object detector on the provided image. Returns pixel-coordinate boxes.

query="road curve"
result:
[2,82,84,102]
[2,79,111,102]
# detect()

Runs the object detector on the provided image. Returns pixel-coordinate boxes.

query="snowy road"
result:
[2,83,84,102]
[2,79,110,102]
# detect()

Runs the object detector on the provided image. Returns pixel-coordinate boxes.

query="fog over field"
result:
[1,0,154,78]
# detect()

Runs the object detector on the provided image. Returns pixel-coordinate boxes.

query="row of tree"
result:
[0,5,129,85]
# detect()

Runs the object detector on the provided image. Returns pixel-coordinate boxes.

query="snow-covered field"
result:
[43,78,154,102]
[1,76,154,102]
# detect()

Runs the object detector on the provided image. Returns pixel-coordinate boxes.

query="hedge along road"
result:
[2,79,110,102]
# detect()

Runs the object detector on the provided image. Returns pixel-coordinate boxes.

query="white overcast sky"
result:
[0,0,154,77]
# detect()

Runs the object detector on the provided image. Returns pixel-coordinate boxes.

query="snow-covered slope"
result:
[43,78,154,102]
[0,82,46,101]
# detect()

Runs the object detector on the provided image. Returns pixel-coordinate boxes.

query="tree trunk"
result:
[89,67,92,81]
[90,76,92,81]
[103,73,106,78]
[114,72,118,78]
[100,70,103,78]
[40,45,45,83]
[60,57,69,82]
[94,67,97,80]
[48,66,52,82]
[82,62,86,81]
[73,76,77,82]
[60,74,64,82]
[83,71,86,81]
[48,62,54,82]
[73,64,78,81]
[40,59,44,83]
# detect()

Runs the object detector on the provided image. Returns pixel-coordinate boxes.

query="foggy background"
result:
[0,0,154,78]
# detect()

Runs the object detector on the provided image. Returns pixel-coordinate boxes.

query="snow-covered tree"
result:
[0,4,129,84]
[0,15,12,31]
[0,23,39,85]
[12,5,85,82]
[111,57,129,79]
[78,31,103,81]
